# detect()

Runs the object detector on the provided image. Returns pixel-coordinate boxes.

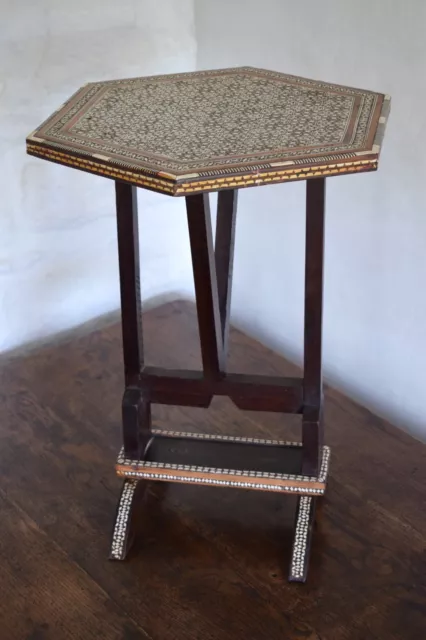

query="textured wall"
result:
[194,0,426,439]
[3,0,425,441]
[0,0,196,351]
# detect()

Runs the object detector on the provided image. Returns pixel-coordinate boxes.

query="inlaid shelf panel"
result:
[115,430,331,495]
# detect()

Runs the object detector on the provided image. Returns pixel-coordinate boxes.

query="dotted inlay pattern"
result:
[110,479,138,560]
[289,496,313,580]
[115,431,331,495]
[27,143,376,196]
[27,67,390,195]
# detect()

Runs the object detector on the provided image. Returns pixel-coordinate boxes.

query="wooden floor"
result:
[0,300,425,640]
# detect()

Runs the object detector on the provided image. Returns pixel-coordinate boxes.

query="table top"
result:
[27,67,390,196]
[0,300,423,640]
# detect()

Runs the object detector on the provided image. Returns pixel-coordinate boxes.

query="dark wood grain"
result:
[115,181,144,386]
[215,189,238,361]
[0,300,424,640]
[303,177,326,476]
[122,386,151,459]
[140,366,303,412]
[0,489,147,640]
[186,193,224,377]
[115,181,151,458]
[145,435,303,474]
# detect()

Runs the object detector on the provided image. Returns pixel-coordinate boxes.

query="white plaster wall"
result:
[194,0,426,439]
[2,0,425,440]
[0,0,196,352]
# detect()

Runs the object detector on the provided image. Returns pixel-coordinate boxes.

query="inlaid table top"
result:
[26,67,390,196]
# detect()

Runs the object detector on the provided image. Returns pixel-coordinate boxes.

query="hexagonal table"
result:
[27,67,390,582]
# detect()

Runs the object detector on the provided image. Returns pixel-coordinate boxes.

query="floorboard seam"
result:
[0,486,155,640]
[145,486,315,633]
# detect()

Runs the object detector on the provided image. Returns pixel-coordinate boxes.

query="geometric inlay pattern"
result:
[27,67,390,196]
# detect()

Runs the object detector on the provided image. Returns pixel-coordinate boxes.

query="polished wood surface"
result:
[215,189,238,361]
[186,192,225,376]
[303,177,325,476]
[116,181,151,459]
[0,300,424,640]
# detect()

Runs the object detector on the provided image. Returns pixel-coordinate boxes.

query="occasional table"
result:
[26,66,390,582]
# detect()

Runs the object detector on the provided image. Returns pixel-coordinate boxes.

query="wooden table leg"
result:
[289,177,326,581]
[215,189,238,362]
[186,193,225,377]
[302,178,326,477]
[115,182,151,459]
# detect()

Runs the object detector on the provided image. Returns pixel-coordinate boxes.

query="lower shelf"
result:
[115,429,330,496]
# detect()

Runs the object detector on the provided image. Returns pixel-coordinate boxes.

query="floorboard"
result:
[0,300,424,640]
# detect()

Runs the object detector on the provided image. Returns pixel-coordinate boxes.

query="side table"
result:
[26,67,390,582]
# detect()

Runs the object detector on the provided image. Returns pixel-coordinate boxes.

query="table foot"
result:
[288,495,317,582]
[109,479,144,561]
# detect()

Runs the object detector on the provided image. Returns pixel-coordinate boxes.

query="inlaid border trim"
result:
[115,432,331,495]
[27,142,377,197]
[115,470,326,494]
[27,144,175,194]
[150,429,301,447]
[173,160,377,194]
[110,479,139,560]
